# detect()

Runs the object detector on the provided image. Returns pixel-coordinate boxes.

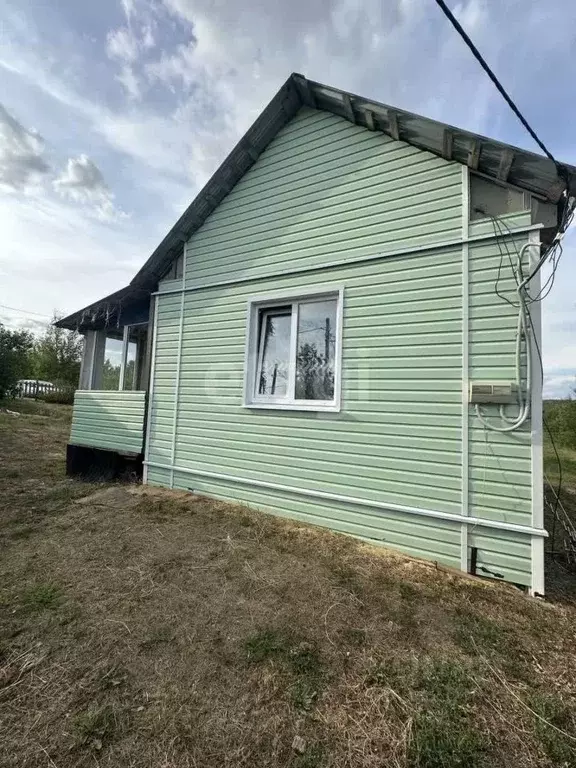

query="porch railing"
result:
[70,390,147,455]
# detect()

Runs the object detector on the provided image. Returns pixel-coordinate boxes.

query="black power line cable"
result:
[432,0,557,163]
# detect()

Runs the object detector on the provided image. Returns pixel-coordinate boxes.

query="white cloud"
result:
[106,26,140,63]
[0,102,51,191]
[116,65,141,100]
[53,154,124,220]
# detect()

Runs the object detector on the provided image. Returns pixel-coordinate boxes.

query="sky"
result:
[0,0,575,397]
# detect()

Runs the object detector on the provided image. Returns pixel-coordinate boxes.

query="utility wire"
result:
[432,0,557,163]
[0,303,52,318]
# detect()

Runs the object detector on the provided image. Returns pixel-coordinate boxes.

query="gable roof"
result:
[58,72,576,329]
[130,72,576,290]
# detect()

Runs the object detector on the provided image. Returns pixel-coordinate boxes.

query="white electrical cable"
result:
[475,242,536,432]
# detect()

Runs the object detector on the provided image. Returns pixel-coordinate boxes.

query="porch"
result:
[56,285,153,468]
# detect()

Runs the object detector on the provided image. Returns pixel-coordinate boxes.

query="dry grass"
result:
[1,402,576,767]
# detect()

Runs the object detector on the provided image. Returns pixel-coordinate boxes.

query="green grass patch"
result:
[21,583,62,610]
[72,705,117,749]
[529,692,576,766]
[408,660,487,768]
[244,630,324,713]
[244,628,289,663]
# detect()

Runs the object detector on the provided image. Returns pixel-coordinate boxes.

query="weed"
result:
[290,678,319,712]
[21,583,61,610]
[244,629,288,663]
[417,659,472,707]
[365,657,412,689]
[399,582,421,601]
[530,692,576,766]
[408,659,487,767]
[292,743,324,768]
[330,564,363,596]
[72,705,116,749]
[139,625,176,649]
[452,609,510,654]
[408,710,487,768]
[288,642,321,676]
[342,627,367,647]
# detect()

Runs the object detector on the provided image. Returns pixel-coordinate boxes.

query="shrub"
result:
[39,389,75,405]
[544,400,576,449]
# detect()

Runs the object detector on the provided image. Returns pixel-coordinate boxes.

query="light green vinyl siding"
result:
[147,106,538,588]
[183,108,462,286]
[149,245,465,571]
[468,235,532,525]
[467,232,533,585]
[70,390,146,454]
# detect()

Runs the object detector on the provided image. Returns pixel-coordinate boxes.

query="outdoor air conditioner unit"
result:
[469,381,518,404]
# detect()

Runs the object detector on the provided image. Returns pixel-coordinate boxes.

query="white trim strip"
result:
[460,165,470,571]
[528,228,545,596]
[151,224,544,298]
[142,296,158,484]
[170,251,187,488]
[144,460,548,538]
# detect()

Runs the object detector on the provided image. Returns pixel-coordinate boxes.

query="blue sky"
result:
[0,0,574,396]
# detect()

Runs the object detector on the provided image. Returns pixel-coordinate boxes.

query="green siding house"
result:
[57,74,576,596]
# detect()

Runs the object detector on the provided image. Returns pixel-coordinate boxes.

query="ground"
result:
[1,403,576,768]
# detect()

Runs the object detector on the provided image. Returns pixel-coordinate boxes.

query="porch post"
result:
[91,331,107,389]
[78,330,106,390]
[118,325,130,391]
[78,332,95,390]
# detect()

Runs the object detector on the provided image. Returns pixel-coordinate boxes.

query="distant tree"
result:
[30,314,83,386]
[0,323,34,399]
[296,342,334,400]
[101,358,121,390]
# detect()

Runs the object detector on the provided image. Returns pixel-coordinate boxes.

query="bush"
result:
[0,325,33,399]
[544,400,576,449]
[39,389,75,405]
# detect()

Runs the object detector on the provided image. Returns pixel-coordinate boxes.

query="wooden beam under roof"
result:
[243,141,260,162]
[468,139,481,170]
[364,109,376,131]
[497,148,515,181]
[292,73,316,108]
[342,93,356,124]
[388,110,400,141]
[442,129,453,160]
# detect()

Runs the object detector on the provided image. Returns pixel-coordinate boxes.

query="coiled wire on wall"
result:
[475,192,575,433]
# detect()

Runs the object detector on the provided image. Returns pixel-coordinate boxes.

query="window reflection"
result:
[257,309,291,396]
[295,299,337,400]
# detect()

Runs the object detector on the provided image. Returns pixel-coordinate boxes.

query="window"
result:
[245,287,343,411]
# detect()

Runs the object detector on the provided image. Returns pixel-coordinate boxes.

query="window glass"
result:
[296,299,337,400]
[102,336,122,390]
[121,341,137,390]
[257,309,291,397]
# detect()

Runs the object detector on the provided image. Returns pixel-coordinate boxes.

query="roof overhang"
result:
[55,285,151,331]
[129,73,576,291]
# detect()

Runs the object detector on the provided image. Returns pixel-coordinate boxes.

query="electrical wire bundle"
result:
[474,190,575,434]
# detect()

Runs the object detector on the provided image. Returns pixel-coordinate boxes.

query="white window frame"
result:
[243,285,344,412]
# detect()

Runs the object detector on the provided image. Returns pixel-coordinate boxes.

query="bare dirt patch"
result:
[1,403,576,767]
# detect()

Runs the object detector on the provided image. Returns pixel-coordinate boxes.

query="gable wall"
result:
[148,107,540,590]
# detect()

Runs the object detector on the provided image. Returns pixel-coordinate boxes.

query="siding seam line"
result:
[144,460,548,538]
[170,254,187,488]
[142,295,158,484]
[153,224,543,298]
[461,166,470,572]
